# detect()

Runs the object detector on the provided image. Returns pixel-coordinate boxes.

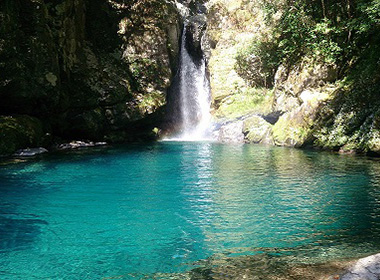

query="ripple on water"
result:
[0,143,380,279]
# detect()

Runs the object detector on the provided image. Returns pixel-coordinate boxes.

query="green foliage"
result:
[309,20,343,64]
[264,1,344,65]
[215,87,273,119]
[275,2,313,64]
[138,91,165,115]
[0,115,44,155]
[235,41,280,88]
[235,0,380,89]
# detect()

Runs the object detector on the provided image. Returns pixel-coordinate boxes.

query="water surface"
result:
[0,142,380,279]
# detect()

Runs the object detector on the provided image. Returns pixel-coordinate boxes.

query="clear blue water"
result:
[0,142,380,279]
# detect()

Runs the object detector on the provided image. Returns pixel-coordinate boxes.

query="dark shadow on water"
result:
[0,216,47,252]
[0,161,51,253]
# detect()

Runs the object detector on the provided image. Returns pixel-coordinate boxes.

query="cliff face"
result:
[1,0,379,156]
[0,0,181,155]
[207,0,380,155]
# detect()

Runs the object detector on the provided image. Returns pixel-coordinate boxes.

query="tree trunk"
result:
[321,0,326,18]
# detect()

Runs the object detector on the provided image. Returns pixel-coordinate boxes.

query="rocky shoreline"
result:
[340,253,380,280]
[9,140,108,158]
[101,252,380,280]
[148,253,380,280]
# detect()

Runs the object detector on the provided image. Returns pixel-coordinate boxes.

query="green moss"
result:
[0,115,44,156]
[313,87,380,153]
[243,116,273,144]
[272,111,313,147]
[214,88,273,120]
[138,91,165,115]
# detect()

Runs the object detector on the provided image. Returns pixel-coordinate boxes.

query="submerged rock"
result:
[13,147,48,157]
[109,252,380,280]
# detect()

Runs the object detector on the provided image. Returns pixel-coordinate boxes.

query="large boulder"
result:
[340,253,380,280]
[272,101,318,147]
[274,61,338,98]
[217,121,244,143]
[243,115,274,144]
[269,59,337,148]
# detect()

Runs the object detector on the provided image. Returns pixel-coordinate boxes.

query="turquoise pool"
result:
[0,142,380,279]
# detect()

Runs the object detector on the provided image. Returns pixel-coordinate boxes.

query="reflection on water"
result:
[0,143,379,279]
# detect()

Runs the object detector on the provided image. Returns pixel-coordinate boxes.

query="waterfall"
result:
[177,22,211,140]
[164,18,212,141]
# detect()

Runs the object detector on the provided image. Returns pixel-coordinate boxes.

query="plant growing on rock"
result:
[235,41,280,88]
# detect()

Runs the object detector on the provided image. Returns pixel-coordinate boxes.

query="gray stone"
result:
[243,115,273,145]
[185,14,208,58]
[340,253,380,280]
[273,91,301,112]
[274,64,288,88]
[217,121,244,143]
[57,140,107,150]
[13,147,48,157]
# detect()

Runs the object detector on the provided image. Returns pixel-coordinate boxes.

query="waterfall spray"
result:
[177,22,211,140]
[163,7,212,142]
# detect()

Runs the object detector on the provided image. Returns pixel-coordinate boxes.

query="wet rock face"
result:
[0,115,45,156]
[0,0,181,153]
[185,14,208,64]
[175,0,210,64]
[177,0,208,15]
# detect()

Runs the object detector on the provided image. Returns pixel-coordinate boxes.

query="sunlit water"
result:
[1,142,380,279]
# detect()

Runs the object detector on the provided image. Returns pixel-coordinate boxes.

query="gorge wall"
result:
[207,0,380,155]
[1,0,380,156]
[0,0,181,155]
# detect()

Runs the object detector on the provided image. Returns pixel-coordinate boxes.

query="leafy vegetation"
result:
[236,0,380,86]
[214,87,273,120]
[0,116,44,156]
[228,0,380,152]
[235,41,279,87]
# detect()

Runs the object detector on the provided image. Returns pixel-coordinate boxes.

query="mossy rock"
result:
[272,108,313,147]
[243,115,273,144]
[0,115,45,156]
[368,130,380,154]
[213,88,273,120]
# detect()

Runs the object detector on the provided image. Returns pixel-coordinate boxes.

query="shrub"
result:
[235,41,280,88]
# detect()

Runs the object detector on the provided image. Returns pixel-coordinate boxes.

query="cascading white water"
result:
[175,22,212,141]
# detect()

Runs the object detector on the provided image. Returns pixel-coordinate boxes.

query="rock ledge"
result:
[13,147,48,157]
[340,253,380,280]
